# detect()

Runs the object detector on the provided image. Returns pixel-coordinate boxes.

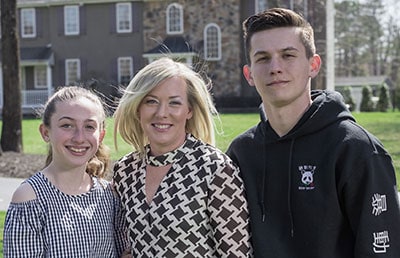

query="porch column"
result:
[46,65,52,98]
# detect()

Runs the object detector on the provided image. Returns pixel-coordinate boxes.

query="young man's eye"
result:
[256,57,269,62]
[283,53,295,58]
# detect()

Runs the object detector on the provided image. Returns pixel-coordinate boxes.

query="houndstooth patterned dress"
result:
[113,135,252,257]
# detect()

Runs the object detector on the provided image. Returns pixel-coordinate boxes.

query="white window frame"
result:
[116,2,132,33]
[118,57,133,85]
[65,59,81,85]
[21,8,36,38]
[204,23,221,61]
[34,66,47,89]
[166,3,183,35]
[64,5,80,36]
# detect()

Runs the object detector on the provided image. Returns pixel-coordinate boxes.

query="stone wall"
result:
[142,0,243,98]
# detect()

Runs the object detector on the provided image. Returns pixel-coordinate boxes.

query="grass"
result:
[1,112,400,179]
[0,210,4,257]
[1,112,399,256]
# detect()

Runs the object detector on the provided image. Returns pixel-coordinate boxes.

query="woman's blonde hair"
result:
[114,57,218,155]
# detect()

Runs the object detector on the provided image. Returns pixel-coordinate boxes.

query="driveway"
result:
[0,177,399,211]
[0,177,24,211]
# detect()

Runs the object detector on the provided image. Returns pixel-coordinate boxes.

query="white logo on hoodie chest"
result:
[298,165,316,190]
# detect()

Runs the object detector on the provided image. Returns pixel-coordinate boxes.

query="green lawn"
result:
[1,112,400,256]
[1,112,400,180]
[1,210,4,258]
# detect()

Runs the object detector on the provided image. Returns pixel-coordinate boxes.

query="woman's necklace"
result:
[145,145,186,167]
[145,134,196,167]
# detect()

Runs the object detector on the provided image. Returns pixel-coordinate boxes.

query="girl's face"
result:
[40,97,105,170]
[138,76,193,155]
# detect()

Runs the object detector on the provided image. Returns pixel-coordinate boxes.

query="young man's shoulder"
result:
[231,124,261,143]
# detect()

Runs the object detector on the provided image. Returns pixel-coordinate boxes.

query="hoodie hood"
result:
[260,90,355,142]
[257,90,355,236]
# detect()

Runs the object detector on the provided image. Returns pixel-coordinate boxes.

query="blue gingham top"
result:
[3,172,128,258]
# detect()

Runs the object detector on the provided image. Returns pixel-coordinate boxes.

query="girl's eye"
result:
[61,124,72,129]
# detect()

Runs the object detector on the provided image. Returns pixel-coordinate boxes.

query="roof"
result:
[20,46,53,61]
[335,76,393,88]
[145,36,195,54]
[0,46,54,65]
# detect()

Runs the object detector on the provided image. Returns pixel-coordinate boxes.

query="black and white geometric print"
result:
[114,135,252,257]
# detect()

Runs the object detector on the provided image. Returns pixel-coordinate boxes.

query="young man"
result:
[227,8,400,257]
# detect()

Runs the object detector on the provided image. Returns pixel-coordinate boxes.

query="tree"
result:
[1,0,23,152]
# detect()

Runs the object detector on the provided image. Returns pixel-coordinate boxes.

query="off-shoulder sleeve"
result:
[3,199,45,257]
[209,159,253,257]
[111,183,130,256]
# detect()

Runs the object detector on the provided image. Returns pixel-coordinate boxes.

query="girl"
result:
[4,86,128,257]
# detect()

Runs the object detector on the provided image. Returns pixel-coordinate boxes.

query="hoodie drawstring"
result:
[259,141,267,222]
[288,139,295,237]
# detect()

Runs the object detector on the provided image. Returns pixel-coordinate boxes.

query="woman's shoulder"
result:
[11,181,37,203]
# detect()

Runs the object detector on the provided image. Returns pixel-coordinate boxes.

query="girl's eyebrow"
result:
[58,116,74,121]
[58,116,98,123]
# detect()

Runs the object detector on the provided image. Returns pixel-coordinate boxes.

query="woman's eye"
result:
[145,99,158,104]
[170,101,182,106]
[86,125,96,130]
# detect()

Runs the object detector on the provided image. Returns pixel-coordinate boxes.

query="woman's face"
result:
[40,97,105,170]
[138,76,193,155]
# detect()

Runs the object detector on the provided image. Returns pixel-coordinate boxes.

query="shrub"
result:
[376,84,391,112]
[360,85,375,112]
[342,86,356,111]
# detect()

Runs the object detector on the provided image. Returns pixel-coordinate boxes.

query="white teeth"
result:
[155,124,169,129]
[70,147,86,153]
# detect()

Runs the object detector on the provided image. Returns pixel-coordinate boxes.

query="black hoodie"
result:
[227,90,400,257]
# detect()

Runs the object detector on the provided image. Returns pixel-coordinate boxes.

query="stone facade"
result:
[142,0,243,98]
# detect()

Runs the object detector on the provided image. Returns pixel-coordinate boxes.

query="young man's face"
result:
[243,27,321,109]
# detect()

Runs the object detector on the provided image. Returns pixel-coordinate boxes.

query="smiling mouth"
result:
[68,147,88,153]
[153,124,171,129]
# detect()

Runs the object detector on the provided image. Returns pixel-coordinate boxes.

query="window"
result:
[118,57,133,85]
[204,23,221,61]
[65,59,81,85]
[116,3,132,33]
[255,0,268,13]
[34,66,47,88]
[64,5,80,35]
[166,3,183,35]
[21,8,36,38]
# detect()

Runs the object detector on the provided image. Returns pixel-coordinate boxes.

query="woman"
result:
[3,86,128,257]
[113,57,252,257]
